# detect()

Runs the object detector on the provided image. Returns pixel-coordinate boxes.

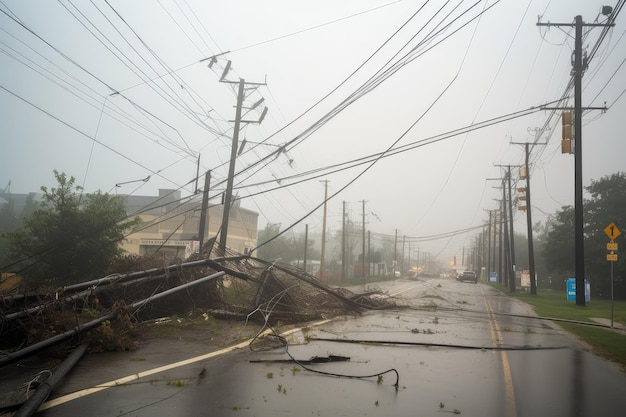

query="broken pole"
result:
[0,271,225,367]
[13,344,89,417]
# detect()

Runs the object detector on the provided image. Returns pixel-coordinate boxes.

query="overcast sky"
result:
[1,0,625,264]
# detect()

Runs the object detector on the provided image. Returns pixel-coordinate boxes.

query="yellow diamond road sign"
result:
[604,222,621,240]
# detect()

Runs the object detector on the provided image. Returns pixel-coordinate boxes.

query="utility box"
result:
[566,278,590,303]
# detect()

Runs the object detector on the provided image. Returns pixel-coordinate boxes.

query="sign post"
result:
[604,222,621,328]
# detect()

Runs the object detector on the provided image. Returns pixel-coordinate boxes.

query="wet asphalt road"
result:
[30,277,626,416]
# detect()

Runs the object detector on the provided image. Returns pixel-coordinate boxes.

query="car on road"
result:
[456,270,477,283]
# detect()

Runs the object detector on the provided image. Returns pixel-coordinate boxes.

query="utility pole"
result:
[496,165,515,292]
[402,235,406,276]
[361,200,366,279]
[394,229,398,276]
[501,179,511,289]
[486,209,494,281]
[367,230,371,281]
[218,69,267,249]
[198,170,211,252]
[487,177,505,285]
[512,141,546,295]
[319,180,329,282]
[524,143,536,295]
[493,210,499,281]
[507,166,516,292]
[219,79,245,249]
[537,12,613,305]
[342,201,347,281]
[303,224,308,273]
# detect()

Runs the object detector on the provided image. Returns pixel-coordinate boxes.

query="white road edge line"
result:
[38,319,333,411]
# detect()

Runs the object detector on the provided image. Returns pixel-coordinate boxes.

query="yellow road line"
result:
[39,319,332,411]
[480,286,517,417]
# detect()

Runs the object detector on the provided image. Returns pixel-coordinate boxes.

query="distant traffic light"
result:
[517,187,527,211]
[562,111,573,154]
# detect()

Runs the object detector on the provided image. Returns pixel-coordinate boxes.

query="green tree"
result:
[537,172,626,298]
[584,172,626,298]
[256,224,319,267]
[256,223,290,262]
[5,171,140,286]
[539,205,575,280]
[0,193,40,265]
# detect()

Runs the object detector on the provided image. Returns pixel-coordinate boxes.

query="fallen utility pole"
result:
[13,344,89,417]
[0,272,225,368]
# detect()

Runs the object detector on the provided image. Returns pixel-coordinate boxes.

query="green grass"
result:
[490,283,626,370]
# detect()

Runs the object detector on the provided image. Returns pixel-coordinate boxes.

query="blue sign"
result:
[489,272,498,282]
[566,278,590,303]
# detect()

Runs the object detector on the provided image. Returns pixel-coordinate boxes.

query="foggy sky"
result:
[1,0,625,263]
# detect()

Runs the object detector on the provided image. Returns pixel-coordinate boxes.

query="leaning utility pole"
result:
[219,79,245,248]
[198,170,211,251]
[537,11,613,305]
[218,62,267,249]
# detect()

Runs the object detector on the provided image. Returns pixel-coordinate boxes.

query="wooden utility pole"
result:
[319,180,329,281]
[342,201,347,280]
[394,229,398,276]
[487,210,493,280]
[303,224,308,273]
[512,141,546,295]
[537,13,613,305]
[361,200,366,279]
[220,79,245,249]
[502,179,512,289]
[524,143,537,295]
[506,166,516,292]
[198,170,211,252]
[367,230,371,279]
[217,61,268,249]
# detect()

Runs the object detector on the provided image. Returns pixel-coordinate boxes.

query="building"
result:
[0,188,258,260]
[120,189,258,258]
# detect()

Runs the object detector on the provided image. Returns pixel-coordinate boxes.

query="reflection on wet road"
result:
[38,277,626,416]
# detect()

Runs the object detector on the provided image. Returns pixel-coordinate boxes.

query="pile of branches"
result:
[1,243,395,359]
[201,247,395,321]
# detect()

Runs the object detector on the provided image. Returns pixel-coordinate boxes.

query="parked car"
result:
[456,271,477,283]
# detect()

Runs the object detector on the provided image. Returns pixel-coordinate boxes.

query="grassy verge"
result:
[489,283,626,370]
